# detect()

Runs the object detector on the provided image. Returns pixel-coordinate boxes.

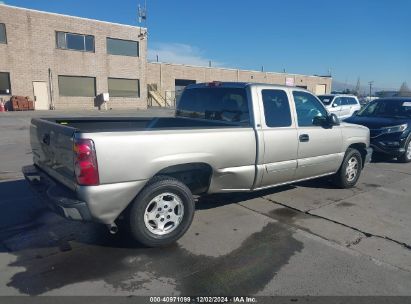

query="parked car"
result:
[345,98,411,163]
[23,82,372,247]
[318,94,361,119]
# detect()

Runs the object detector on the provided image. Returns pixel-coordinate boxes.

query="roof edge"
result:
[0,4,147,30]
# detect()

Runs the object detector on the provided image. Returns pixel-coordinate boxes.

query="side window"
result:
[262,89,292,127]
[333,97,342,106]
[348,97,358,105]
[293,91,327,127]
[341,97,350,106]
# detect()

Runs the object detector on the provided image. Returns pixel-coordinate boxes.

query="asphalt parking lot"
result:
[0,109,410,296]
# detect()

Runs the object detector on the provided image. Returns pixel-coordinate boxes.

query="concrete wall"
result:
[147,62,332,97]
[0,5,147,110]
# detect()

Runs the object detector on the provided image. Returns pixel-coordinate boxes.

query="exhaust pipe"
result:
[107,223,118,235]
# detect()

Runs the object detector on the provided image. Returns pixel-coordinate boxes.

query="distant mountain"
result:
[332,80,394,95]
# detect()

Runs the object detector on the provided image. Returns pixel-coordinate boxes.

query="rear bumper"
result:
[23,165,148,225]
[23,165,92,221]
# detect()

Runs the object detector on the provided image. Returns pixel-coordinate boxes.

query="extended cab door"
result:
[292,90,344,180]
[257,88,298,187]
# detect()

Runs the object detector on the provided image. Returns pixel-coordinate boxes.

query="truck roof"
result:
[318,94,358,98]
[187,82,307,91]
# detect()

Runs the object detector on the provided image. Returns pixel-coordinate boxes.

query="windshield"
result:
[318,95,335,106]
[357,99,411,118]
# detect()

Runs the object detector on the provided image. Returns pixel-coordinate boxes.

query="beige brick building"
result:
[0,4,331,110]
[0,4,147,110]
[147,62,332,106]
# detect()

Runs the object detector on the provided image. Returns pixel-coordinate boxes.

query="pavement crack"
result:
[263,197,411,251]
[346,235,364,248]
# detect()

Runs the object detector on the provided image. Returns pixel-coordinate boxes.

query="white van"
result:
[318,94,361,119]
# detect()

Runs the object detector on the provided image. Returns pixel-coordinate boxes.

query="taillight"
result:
[73,138,99,186]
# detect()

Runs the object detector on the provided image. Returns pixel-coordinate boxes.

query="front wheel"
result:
[128,176,195,247]
[333,148,362,188]
[398,139,411,163]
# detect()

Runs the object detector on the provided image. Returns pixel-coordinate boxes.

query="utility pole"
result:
[368,81,374,100]
[137,1,148,39]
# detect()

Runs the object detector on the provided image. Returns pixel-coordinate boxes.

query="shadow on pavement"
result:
[197,184,295,210]
[0,179,304,296]
[370,153,400,163]
[0,179,47,232]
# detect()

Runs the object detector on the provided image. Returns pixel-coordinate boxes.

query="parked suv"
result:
[318,94,361,120]
[345,98,411,162]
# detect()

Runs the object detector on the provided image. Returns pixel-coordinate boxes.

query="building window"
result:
[56,31,94,52]
[0,23,6,44]
[0,72,11,94]
[108,78,140,97]
[107,38,139,57]
[58,76,96,97]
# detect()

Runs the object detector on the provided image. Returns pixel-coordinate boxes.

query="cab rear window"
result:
[176,88,250,126]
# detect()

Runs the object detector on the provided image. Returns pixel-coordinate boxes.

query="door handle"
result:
[299,134,309,142]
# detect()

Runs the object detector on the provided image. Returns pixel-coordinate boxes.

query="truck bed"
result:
[30,115,255,191]
[44,116,244,132]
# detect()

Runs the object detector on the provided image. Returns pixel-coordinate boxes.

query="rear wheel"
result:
[128,176,195,247]
[333,148,362,188]
[398,139,411,163]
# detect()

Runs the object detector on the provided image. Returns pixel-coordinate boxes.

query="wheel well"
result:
[348,143,367,167]
[154,163,213,195]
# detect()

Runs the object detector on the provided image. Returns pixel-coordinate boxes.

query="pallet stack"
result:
[10,96,35,111]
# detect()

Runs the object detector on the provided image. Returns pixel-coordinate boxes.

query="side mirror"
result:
[328,113,340,126]
[332,103,338,108]
[312,116,328,127]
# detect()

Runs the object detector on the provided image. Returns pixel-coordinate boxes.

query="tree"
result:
[354,77,361,96]
[342,88,353,94]
[398,82,411,97]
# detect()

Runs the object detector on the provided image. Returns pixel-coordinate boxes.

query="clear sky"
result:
[2,0,410,90]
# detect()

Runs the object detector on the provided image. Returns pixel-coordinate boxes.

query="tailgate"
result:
[30,118,77,190]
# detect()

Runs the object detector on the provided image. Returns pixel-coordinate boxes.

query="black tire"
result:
[398,139,411,163]
[333,148,363,188]
[128,176,195,247]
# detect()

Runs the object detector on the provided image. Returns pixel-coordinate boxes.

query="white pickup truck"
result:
[24,82,372,247]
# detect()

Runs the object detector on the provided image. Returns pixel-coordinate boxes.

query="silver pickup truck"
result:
[24,82,372,247]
